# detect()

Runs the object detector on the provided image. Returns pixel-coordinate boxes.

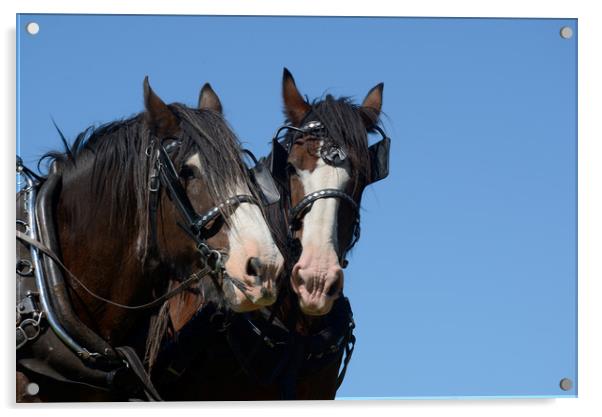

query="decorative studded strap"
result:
[192,194,259,232]
[288,189,359,231]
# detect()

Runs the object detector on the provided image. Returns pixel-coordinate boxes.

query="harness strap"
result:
[148,140,262,302]
[287,188,361,264]
[153,139,261,239]
[288,188,359,228]
[115,346,162,401]
[193,194,258,232]
[280,335,305,400]
[336,332,356,389]
[16,230,209,311]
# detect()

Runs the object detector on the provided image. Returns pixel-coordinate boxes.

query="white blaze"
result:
[186,153,283,275]
[226,195,283,267]
[296,155,351,255]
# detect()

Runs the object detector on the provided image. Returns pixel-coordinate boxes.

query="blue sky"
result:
[17,15,577,399]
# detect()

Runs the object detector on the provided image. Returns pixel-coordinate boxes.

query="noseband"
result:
[287,187,361,267]
[147,137,263,298]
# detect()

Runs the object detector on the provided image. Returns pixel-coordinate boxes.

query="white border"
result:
[2,1,600,416]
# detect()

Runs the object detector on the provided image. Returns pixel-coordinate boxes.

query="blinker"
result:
[271,137,289,186]
[269,122,391,185]
[250,161,280,205]
[243,149,281,205]
[367,125,390,184]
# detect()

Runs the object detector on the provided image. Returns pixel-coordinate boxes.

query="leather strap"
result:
[116,346,162,401]
[287,188,361,264]
[336,332,356,389]
[288,188,359,228]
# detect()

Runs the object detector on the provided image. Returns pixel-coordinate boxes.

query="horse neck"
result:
[55,167,152,343]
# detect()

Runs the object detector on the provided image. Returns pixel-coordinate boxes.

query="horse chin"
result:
[223,280,277,312]
[298,296,335,316]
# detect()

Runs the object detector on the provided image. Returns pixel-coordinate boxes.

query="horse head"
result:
[142,79,284,312]
[272,68,388,316]
[50,79,284,346]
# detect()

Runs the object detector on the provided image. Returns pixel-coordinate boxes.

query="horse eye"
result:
[180,165,195,179]
[293,138,306,146]
[286,163,297,176]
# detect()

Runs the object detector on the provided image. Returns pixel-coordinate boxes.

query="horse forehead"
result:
[289,139,323,173]
[297,157,350,192]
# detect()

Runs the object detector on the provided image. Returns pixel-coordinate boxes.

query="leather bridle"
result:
[147,136,265,300]
[270,121,363,266]
[16,136,270,314]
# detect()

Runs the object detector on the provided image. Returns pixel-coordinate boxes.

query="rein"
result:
[16,230,210,311]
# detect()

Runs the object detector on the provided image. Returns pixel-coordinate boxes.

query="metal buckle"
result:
[148,174,160,192]
[16,259,34,276]
[145,140,157,158]
[148,160,161,192]
[17,294,37,315]
[16,219,30,234]
[208,250,225,273]
[16,311,44,349]
[77,348,102,360]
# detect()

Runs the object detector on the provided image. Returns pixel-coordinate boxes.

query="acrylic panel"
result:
[16,14,577,401]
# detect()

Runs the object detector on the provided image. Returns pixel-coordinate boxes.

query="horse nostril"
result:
[246,257,263,277]
[260,287,272,299]
[326,276,342,297]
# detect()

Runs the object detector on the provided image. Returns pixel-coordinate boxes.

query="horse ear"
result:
[198,83,223,114]
[282,68,310,126]
[361,82,384,127]
[143,76,179,136]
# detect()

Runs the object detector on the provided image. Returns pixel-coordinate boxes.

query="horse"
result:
[16,78,284,402]
[150,68,389,400]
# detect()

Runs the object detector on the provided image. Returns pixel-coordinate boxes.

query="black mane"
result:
[283,94,376,192]
[41,103,257,237]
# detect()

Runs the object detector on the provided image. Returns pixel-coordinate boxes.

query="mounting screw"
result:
[26,22,40,36]
[560,26,573,39]
[26,382,40,396]
[559,378,573,391]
